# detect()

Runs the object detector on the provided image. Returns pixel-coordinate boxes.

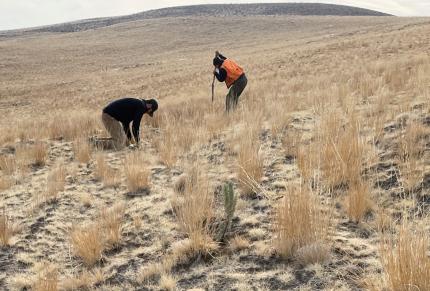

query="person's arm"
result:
[214,67,227,82]
[132,110,144,144]
[218,53,227,60]
[121,122,132,141]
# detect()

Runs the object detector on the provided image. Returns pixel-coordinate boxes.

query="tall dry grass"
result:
[380,222,430,291]
[319,113,366,189]
[237,129,264,196]
[347,180,372,223]
[172,167,218,255]
[274,186,330,263]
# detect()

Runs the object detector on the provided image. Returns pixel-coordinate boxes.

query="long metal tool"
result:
[211,74,215,103]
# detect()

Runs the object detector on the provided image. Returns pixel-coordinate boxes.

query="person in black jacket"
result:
[100,98,158,150]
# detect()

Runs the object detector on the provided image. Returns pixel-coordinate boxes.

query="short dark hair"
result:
[145,99,158,117]
[213,56,223,67]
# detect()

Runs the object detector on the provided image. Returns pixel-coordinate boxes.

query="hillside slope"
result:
[0,3,391,37]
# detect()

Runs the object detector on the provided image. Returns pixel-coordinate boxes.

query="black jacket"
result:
[214,53,227,82]
[103,98,149,143]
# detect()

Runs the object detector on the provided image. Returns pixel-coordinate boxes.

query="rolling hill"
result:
[0,3,391,37]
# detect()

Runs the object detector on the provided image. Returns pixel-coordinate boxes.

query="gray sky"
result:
[1,0,429,31]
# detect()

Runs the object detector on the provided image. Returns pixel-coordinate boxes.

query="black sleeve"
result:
[214,68,227,82]
[122,122,132,141]
[132,110,144,143]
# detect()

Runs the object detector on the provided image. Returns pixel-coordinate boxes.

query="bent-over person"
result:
[99,97,158,150]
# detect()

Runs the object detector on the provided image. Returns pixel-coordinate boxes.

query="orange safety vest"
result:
[221,59,244,88]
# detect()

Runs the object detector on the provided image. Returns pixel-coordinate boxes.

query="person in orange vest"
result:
[213,51,248,112]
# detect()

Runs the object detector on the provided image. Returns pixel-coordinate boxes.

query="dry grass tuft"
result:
[31,142,49,167]
[45,165,66,203]
[15,142,48,168]
[0,210,15,246]
[319,113,365,189]
[381,222,430,291]
[347,180,372,223]
[138,263,162,284]
[295,242,330,266]
[61,268,105,290]
[79,193,93,207]
[73,139,92,163]
[100,202,126,247]
[173,174,187,195]
[70,223,104,266]
[172,168,218,254]
[95,153,120,187]
[159,273,177,291]
[0,155,16,175]
[228,236,250,253]
[0,176,14,191]
[237,131,264,196]
[274,186,330,259]
[32,262,58,291]
[124,152,150,192]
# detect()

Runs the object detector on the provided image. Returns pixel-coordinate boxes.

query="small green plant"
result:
[215,182,237,242]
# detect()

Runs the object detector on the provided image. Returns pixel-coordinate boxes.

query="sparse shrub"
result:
[70,224,104,266]
[381,222,430,291]
[274,186,330,259]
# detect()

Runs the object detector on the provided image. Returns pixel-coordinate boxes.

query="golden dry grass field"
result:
[0,14,430,290]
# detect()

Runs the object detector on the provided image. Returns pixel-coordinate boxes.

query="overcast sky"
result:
[1,0,429,31]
